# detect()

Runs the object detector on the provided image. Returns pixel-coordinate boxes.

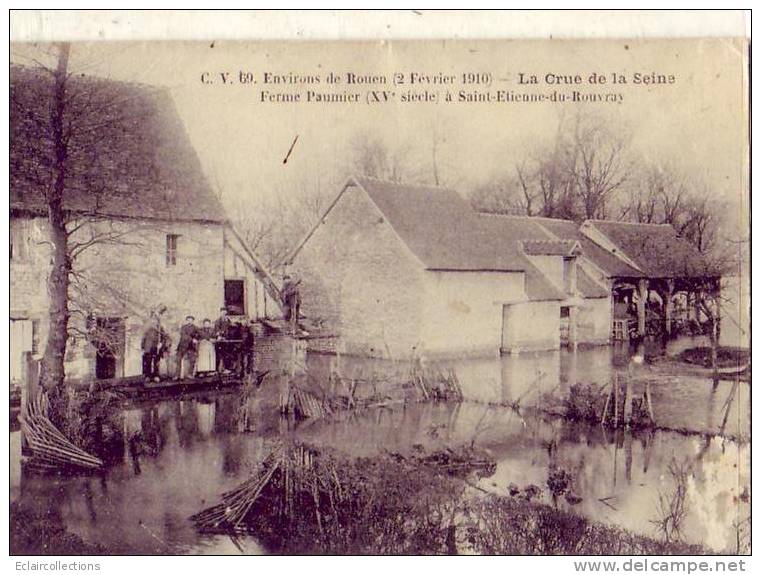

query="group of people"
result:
[140,306,256,382]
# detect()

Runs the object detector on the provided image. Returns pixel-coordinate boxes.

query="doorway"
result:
[92,317,125,380]
[224,279,246,316]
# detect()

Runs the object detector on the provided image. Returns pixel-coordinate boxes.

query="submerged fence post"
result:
[623,376,633,427]
[645,380,655,423]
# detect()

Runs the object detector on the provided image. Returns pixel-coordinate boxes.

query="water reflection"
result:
[11,344,750,555]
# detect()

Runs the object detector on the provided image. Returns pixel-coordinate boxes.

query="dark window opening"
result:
[166,234,179,266]
[224,279,246,316]
[560,306,570,318]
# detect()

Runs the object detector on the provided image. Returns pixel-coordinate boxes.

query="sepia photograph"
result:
[6,9,751,561]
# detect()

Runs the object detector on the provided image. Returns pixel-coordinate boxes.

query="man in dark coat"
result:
[176,315,200,379]
[281,274,301,332]
[141,316,164,381]
[214,307,231,372]
[241,319,256,375]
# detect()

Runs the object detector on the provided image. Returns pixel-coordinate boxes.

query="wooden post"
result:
[624,431,633,482]
[20,352,39,452]
[637,279,649,338]
[714,278,722,343]
[613,373,619,428]
[664,279,675,336]
[623,375,633,426]
[645,380,655,423]
[568,306,579,350]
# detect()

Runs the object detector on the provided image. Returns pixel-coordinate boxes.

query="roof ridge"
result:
[352,174,457,193]
[523,238,575,244]
[476,212,575,223]
[587,219,674,228]
[11,63,170,94]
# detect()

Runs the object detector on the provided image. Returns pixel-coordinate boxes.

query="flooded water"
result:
[11,343,750,555]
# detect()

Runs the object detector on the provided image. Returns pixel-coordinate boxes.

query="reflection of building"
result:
[10,66,279,386]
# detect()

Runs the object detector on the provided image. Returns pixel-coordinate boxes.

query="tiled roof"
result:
[522,239,580,257]
[577,267,609,299]
[356,176,527,272]
[536,217,644,278]
[523,262,566,301]
[354,177,565,301]
[10,66,226,223]
[586,220,710,278]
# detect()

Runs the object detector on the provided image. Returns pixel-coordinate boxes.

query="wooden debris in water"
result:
[20,391,103,473]
[190,440,493,536]
[409,362,464,402]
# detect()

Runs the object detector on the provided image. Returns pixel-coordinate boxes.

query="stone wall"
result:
[420,270,525,357]
[578,296,612,345]
[502,300,561,353]
[292,184,426,358]
[10,215,271,380]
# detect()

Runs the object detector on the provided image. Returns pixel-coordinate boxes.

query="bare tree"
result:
[11,44,177,417]
[226,174,333,273]
[565,112,630,220]
[347,131,414,183]
[471,110,629,222]
[619,162,721,255]
[470,171,529,215]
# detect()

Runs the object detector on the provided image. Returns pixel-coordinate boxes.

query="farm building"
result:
[536,217,720,341]
[10,66,280,386]
[288,176,611,359]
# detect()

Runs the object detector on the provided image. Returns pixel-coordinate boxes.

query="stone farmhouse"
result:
[10,66,280,385]
[288,176,716,359]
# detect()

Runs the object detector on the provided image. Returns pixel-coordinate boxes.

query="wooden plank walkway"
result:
[69,372,255,397]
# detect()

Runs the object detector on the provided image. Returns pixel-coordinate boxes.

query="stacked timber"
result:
[19,391,103,473]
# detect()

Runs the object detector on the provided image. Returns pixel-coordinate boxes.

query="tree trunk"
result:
[710,314,720,390]
[39,43,71,425]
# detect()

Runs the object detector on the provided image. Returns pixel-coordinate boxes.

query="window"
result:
[560,306,570,318]
[224,279,246,315]
[166,234,179,266]
[10,222,27,261]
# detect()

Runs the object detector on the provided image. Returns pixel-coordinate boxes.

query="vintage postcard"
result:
[7,10,750,561]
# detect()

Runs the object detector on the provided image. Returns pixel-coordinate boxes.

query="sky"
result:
[10,38,749,234]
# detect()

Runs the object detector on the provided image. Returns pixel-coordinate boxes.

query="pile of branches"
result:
[190,441,488,553]
[388,444,496,479]
[191,441,343,534]
[409,363,464,402]
[20,391,103,473]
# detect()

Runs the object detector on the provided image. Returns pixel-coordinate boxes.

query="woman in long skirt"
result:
[196,318,216,376]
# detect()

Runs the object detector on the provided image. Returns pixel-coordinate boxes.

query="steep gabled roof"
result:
[355,176,527,272]
[289,176,565,301]
[536,217,644,278]
[10,65,226,223]
[356,177,566,300]
[577,267,609,299]
[584,220,711,278]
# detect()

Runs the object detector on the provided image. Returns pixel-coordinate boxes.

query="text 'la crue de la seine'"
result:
[199,69,677,105]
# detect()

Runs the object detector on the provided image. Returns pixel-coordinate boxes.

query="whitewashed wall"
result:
[420,270,525,357]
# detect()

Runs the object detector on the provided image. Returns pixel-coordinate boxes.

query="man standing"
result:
[141,315,163,382]
[241,319,256,375]
[176,315,199,380]
[214,306,231,373]
[281,274,301,333]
